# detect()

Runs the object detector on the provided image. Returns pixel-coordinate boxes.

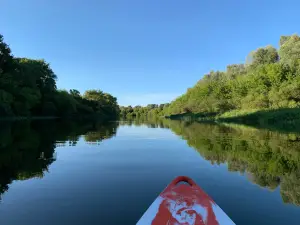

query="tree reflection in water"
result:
[0,119,117,200]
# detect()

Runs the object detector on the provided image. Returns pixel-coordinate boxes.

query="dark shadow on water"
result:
[0,119,118,200]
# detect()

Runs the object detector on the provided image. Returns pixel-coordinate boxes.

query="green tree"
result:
[0,34,13,74]
[0,33,118,119]
[247,46,279,66]
[54,90,77,117]
[165,34,300,117]
[279,35,300,66]
[70,89,81,98]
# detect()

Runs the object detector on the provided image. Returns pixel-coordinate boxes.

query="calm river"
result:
[0,119,300,224]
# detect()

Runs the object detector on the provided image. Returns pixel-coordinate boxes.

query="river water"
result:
[0,119,300,225]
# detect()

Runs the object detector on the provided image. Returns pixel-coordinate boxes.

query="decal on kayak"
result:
[137,176,235,225]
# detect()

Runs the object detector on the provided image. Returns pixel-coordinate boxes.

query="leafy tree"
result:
[279,36,291,46]
[226,64,246,79]
[279,35,300,65]
[247,46,279,66]
[120,104,168,118]
[83,90,105,102]
[54,90,77,117]
[0,33,118,119]
[0,34,13,74]
[165,34,300,117]
[70,89,81,98]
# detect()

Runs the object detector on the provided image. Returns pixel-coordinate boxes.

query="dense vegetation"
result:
[0,34,118,119]
[0,119,117,200]
[120,104,169,118]
[165,35,300,119]
[122,118,300,206]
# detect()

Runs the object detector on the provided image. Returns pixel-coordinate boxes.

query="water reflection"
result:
[1,118,300,208]
[0,120,117,200]
[123,118,300,206]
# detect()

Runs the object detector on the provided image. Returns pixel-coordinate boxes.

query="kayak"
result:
[137,176,235,225]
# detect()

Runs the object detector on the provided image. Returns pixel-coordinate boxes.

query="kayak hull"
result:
[137,176,235,225]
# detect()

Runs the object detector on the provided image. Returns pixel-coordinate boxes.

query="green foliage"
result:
[15,58,57,93]
[54,90,77,117]
[0,33,118,119]
[41,102,57,116]
[0,103,14,117]
[120,103,169,118]
[19,87,41,108]
[83,90,119,117]
[226,64,246,79]
[248,46,279,66]
[281,173,300,206]
[0,34,13,74]
[70,89,81,98]
[166,34,300,117]
[279,35,300,65]
[218,108,300,132]
[0,89,13,104]
[13,102,30,116]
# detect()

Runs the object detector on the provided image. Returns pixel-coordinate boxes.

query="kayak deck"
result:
[137,176,235,225]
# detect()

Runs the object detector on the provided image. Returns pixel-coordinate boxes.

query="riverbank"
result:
[0,113,118,122]
[0,116,59,121]
[166,107,300,133]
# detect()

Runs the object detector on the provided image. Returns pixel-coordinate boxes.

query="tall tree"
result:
[70,89,81,98]
[0,34,13,74]
[247,46,279,66]
[0,33,119,119]
[279,35,300,65]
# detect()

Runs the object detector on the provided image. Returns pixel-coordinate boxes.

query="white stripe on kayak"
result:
[137,196,163,225]
[212,204,235,225]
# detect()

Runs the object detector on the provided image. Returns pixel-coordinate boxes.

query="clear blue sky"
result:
[1,0,299,106]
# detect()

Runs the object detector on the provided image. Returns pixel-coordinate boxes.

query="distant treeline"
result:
[120,103,169,118]
[0,34,119,119]
[164,35,300,117]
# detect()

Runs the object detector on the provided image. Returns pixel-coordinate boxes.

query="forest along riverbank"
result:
[166,107,300,133]
[120,34,300,133]
[164,35,300,126]
[0,34,119,120]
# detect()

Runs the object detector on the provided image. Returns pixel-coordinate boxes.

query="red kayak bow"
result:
[137,176,235,225]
